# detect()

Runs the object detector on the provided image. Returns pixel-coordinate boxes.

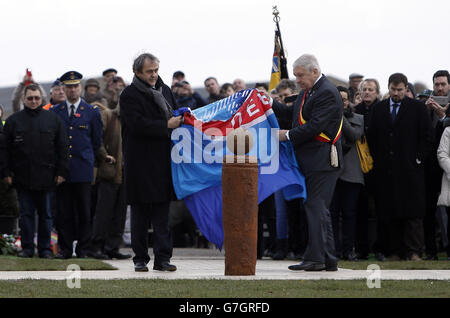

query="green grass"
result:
[338,260,450,270]
[0,279,449,298]
[0,255,116,271]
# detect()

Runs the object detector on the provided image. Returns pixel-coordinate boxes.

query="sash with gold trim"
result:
[297,91,343,167]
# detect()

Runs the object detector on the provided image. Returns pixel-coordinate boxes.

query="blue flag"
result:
[171,89,306,249]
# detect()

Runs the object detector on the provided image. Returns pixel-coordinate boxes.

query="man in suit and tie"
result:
[368,73,433,261]
[274,54,343,271]
[51,71,103,259]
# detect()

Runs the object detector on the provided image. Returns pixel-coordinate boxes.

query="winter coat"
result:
[93,102,123,184]
[339,112,364,185]
[368,97,433,219]
[437,126,450,206]
[120,76,178,204]
[3,106,69,190]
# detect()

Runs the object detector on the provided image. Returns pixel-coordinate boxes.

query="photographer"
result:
[174,80,207,110]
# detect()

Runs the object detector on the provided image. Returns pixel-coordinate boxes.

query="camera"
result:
[112,76,118,83]
[284,94,298,104]
[433,95,449,106]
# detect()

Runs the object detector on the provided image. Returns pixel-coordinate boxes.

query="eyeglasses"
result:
[26,96,41,101]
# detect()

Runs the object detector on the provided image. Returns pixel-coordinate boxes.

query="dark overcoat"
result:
[120,77,178,204]
[367,97,433,219]
[272,75,344,176]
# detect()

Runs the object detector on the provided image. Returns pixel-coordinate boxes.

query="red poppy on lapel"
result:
[75,113,81,118]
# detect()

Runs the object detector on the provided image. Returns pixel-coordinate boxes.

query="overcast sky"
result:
[1,0,448,93]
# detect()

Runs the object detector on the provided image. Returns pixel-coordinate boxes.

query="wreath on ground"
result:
[0,234,20,256]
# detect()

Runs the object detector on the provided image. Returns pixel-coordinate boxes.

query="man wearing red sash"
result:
[273,54,343,271]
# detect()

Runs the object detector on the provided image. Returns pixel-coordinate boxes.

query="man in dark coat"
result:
[3,84,68,258]
[274,53,343,271]
[368,73,433,261]
[120,53,182,272]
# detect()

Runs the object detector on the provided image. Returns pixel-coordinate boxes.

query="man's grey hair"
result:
[292,54,321,74]
[132,53,160,74]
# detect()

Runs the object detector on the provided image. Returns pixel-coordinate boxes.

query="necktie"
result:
[70,105,75,119]
[391,103,399,121]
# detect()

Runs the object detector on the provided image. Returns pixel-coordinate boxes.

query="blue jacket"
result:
[51,99,102,183]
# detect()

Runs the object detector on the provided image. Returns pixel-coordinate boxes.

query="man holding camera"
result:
[423,70,450,260]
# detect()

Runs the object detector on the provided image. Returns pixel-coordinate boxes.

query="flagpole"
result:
[272,6,288,79]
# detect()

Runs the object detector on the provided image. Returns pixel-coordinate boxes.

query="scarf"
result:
[132,75,173,120]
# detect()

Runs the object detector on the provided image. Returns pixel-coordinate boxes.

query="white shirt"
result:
[67,98,81,117]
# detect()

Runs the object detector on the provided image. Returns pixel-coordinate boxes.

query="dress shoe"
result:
[87,251,110,260]
[106,251,132,260]
[135,262,149,272]
[76,253,89,259]
[153,262,177,272]
[424,254,438,261]
[286,252,303,260]
[342,252,359,262]
[39,253,54,259]
[55,252,71,259]
[326,263,338,271]
[288,261,326,271]
[18,251,33,258]
[375,253,386,262]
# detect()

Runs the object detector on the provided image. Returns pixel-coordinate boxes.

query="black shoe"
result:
[325,262,338,271]
[342,252,359,262]
[18,251,33,258]
[153,262,177,272]
[76,253,89,259]
[55,252,71,259]
[87,251,110,260]
[424,254,438,261]
[286,252,303,260]
[288,261,326,271]
[106,251,132,260]
[135,262,149,272]
[375,253,386,262]
[39,253,54,259]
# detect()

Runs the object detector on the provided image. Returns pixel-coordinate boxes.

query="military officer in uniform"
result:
[51,71,103,259]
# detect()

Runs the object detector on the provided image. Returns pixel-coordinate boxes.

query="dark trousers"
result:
[303,170,339,264]
[330,179,362,257]
[17,189,52,256]
[131,202,172,265]
[91,181,127,254]
[424,188,439,256]
[257,194,276,258]
[287,198,308,255]
[355,172,375,257]
[389,218,424,258]
[56,182,92,257]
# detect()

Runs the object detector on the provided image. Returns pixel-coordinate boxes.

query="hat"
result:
[173,70,185,78]
[102,68,117,76]
[417,89,433,98]
[349,73,364,80]
[51,79,63,88]
[60,71,83,85]
[84,78,100,89]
